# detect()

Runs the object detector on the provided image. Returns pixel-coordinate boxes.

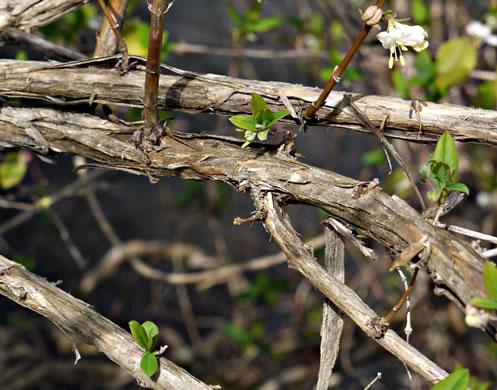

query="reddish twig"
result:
[143,0,169,144]
[303,0,384,121]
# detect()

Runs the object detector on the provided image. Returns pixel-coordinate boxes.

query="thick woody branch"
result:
[0,255,213,390]
[250,191,447,383]
[0,106,489,320]
[1,58,497,145]
[0,0,90,32]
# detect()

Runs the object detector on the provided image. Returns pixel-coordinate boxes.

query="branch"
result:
[143,0,169,141]
[0,0,90,31]
[2,57,497,145]
[0,255,214,390]
[250,190,447,383]
[0,105,489,322]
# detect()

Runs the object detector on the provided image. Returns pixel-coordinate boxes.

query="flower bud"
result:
[362,6,383,26]
[465,305,490,328]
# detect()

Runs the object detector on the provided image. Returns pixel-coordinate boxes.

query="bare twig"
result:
[96,0,129,71]
[79,235,326,294]
[46,208,87,269]
[94,0,129,58]
[0,170,105,236]
[252,190,448,383]
[316,225,344,390]
[0,27,87,60]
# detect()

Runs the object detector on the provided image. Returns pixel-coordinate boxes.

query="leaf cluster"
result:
[471,262,497,311]
[129,320,160,377]
[431,368,490,390]
[228,2,282,43]
[420,131,469,202]
[229,93,289,148]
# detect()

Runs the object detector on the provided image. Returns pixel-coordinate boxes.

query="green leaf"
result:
[471,297,497,310]
[475,79,497,109]
[224,323,250,346]
[257,129,269,141]
[428,188,441,201]
[433,131,459,177]
[431,369,469,390]
[249,16,282,32]
[229,115,259,131]
[140,351,158,377]
[431,161,452,189]
[444,183,469,195]
[129,321,148,349]
[392,69,411,99]
[266,109,289,128]
[419,159,433,182]
[362,148,388,166]
[227,5,243,27]
[411,0,430,25]
[142,321,159,351]
[483,261,497,300]
[436,38,477,89]
[251,93,270,121]
[0,152,28,190]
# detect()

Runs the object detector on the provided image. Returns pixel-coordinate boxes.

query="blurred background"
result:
[1,0,497,389]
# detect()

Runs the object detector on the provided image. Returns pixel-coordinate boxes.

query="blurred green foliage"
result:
[228,1,282,44]
[238,272,289,306]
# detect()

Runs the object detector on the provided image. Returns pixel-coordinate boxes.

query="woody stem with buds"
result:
[302,0,384,121]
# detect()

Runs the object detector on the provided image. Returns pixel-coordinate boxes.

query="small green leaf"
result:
[142,321,159,351]
[229,115,259,131]
[433,132,459,177]
[249,16,282,32]
[0,152,28,190]
[411,0,430,25]
[471,297,497,310]
[251,93,270,121]
[436,38,477,89]
[392,69,411,99]
[362,148,388,166]
[419,160,433,182]
[431,369,469,390]
[129,321,148,349]
[140,351,158,377]
[431,161,452,189]
[444,183,469,195]
[428,189,441,201]
[257,129,269,141]
[266,109,289,127]
[227,5,243,28]
[483,261,497,300]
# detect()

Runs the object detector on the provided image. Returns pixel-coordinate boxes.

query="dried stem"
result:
[96,0,129,71]
[94,0,129,58]
[316,225,344,390]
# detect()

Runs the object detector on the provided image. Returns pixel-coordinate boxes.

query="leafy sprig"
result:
[420,131,469,202]
[230,93,289,148]
[129,320,163,377]
[471,261,497,311]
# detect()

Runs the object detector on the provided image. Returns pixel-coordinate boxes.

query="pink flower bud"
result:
[362,6,383,26]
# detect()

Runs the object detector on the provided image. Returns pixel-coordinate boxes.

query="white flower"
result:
[377,22,429,68]
[466,20,497,46]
